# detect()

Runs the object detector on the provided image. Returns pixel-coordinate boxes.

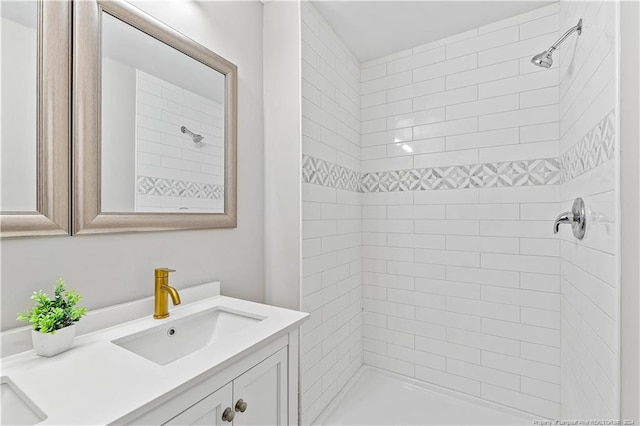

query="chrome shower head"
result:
[531,18,582,68]
[531,50,554,68]
[180,126,204,143]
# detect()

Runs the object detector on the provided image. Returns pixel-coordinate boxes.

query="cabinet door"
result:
[232,347,288,426]
[163,383,232,426]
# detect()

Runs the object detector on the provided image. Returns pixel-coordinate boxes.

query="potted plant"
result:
[17,279,87,357]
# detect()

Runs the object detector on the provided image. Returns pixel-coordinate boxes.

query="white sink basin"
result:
[112,308,262,365]
[1,376,47,425]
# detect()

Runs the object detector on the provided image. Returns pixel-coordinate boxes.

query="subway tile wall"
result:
[358,4,563,418]
[558,1,619,419]
[300,1,621,420]
[135,71,225,212]
[300,3,363,424]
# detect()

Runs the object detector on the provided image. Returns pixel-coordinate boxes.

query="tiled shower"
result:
[300,5,363,420]
[134,71,225,212]
[299,1,618,422]
[559,1,618,419]
[101,58,225,213]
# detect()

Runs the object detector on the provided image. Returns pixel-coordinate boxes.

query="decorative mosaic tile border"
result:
[302,155,560,193]
[560,110,615,183]
[302,155,362,192]
[361,159,560,192]
[137,176,223,199]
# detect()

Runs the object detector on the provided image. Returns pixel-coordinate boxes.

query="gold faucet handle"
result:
[154,268,176,280]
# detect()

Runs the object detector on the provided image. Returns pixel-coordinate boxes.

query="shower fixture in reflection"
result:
[180,126,205,143]
[531,18,583,68]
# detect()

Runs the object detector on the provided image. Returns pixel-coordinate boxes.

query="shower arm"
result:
[181,126,195,137]
[180,125,204,143]
[547,19,582,53]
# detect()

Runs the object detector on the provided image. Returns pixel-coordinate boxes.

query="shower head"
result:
[531,50,554,68]
[180,126,204,143]
[531,18,582,68]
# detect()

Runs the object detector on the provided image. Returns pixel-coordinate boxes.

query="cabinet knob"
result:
[222,407,235,422]
[235,399,248,413]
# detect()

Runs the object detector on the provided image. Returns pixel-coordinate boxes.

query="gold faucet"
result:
[154,268,181,319]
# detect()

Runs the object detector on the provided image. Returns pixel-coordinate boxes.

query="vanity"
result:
[1,282,308,425]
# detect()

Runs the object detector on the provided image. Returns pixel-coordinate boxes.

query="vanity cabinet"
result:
[118,335,295,426]
[165,348,287,426]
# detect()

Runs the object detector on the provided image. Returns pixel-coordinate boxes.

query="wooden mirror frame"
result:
[0,1,71,238]
[73,0,237,235]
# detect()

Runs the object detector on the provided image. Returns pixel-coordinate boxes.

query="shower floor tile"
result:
[314,366,535,425]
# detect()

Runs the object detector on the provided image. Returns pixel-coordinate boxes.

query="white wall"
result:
[620,0,640,420]
[558,0,620,419]
[263,0,302,312]
[0,0,265,330]
[355,4,562,418]
[300,3,363,423]
[102,56,136,212]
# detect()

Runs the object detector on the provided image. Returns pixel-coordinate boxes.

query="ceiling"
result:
[102,11,225,103]
[0,1,37,29]
[311,1,555,62]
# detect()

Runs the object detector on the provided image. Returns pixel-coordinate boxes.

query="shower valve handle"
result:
[553,198,586,240]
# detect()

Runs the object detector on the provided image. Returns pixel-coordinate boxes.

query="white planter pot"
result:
[31,324,76,357]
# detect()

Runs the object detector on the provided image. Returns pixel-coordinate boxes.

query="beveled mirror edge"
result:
[0,0,71,239]
[72,0,238,235]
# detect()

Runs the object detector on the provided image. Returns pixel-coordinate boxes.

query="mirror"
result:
[0,0,70,238]
[73,0,237,234]
[1,1,37,213]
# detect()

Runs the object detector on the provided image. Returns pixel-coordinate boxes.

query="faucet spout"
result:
[553,212,573,234]
[163,285,181,306]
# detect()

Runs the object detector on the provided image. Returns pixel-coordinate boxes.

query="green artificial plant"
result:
[17,279,87,334]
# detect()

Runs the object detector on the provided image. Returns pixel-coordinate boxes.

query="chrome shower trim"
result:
[180,126,205,143]
[549,18,582,52]
[531,18,582,68]
[553,197,586,239]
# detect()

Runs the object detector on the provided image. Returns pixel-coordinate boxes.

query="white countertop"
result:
[0,291,308,425]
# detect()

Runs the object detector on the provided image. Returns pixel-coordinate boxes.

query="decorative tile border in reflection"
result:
[302,155,560,193]
[302,155,362,192]
[560,110,615,183]
[137,176,223,199]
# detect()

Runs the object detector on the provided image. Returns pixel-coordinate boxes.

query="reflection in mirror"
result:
[101,12,226,214]
[1,1,37,212]
[73,0,236,234]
